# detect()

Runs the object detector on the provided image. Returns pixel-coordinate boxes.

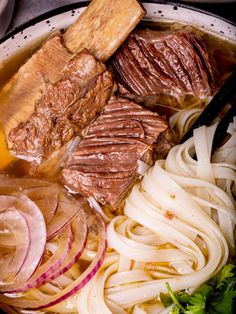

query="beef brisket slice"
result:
[61,96,168,208]
[8,50,113,164]
[2,33,72,145]
[111,29,215,107]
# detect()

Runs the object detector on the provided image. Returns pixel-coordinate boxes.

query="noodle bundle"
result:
[43,122,235,313]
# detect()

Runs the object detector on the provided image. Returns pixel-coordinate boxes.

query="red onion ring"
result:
[46,190,86,240]
[7,226,73,293]
[0,207,106,310]
[0,176,86,240]
[0,195,46,292]
[44,212,88,282]
[23,184,59,225]
[0,176,105,311]
[0,206,30,284]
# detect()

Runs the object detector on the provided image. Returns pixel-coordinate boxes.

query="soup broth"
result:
[0,22,236,176]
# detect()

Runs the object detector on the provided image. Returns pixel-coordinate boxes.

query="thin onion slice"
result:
[9,226,73,292]
[0,206,30,284]
[23,184,59,225]
[0,176,87,240]
[42,211,88,283]
[0,195,46,292]
[0,206,106,310]
[46,190,86,240]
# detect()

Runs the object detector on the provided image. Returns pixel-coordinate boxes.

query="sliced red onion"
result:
[8,226,73,292]
[0,195,46,292]
[0,303,21,314]
[39,217,87,288]
[0,231,15,247]
[16,195,47,278]
[0,207,106,310]
[0,204,30,284]
[45,212,88,282]
[9,209,87,293]
[23,184,59,225]
[46,190,86,239]
[0,175,83,239]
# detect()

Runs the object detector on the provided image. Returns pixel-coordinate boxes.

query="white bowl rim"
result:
[0,0,235,46]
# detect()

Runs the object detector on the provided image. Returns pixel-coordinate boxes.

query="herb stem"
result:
[165,282,186,312]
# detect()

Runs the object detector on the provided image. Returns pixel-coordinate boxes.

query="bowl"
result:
[0,1,235,312]
[0,0,235,63]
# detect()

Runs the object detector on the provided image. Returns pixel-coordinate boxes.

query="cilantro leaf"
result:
[216,264,235,288]
[195,284,214,299]
[161,264,236,314]
[177,292,191,305]
[186,285,213,314]
[186,293,208,314]
[209,278,236,314]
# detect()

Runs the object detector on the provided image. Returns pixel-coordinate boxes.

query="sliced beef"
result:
[61,96,168,208]
[8,50,113,164]
[111,29,216,107]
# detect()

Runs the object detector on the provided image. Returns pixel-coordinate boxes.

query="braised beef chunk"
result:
[111,29,216,107]
[8,50,113,164]
[61,96,168,208]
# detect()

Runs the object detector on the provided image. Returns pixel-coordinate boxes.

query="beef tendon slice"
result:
[111,29,216,107]
[61,96,168,208]
[8,50,113,164]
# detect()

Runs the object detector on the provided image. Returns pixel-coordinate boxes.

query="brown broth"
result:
[0,35,47,90]
[0,22,236,176]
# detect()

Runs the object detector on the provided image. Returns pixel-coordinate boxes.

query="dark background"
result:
[7,0,236,33]
[186,1,236,23]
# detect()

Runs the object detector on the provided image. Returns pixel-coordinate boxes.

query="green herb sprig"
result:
[160,264,236,314]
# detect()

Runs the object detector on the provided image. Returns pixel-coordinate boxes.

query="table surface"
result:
[6,0,236,33]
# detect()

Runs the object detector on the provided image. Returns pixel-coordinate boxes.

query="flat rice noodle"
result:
[0,206,30,283]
